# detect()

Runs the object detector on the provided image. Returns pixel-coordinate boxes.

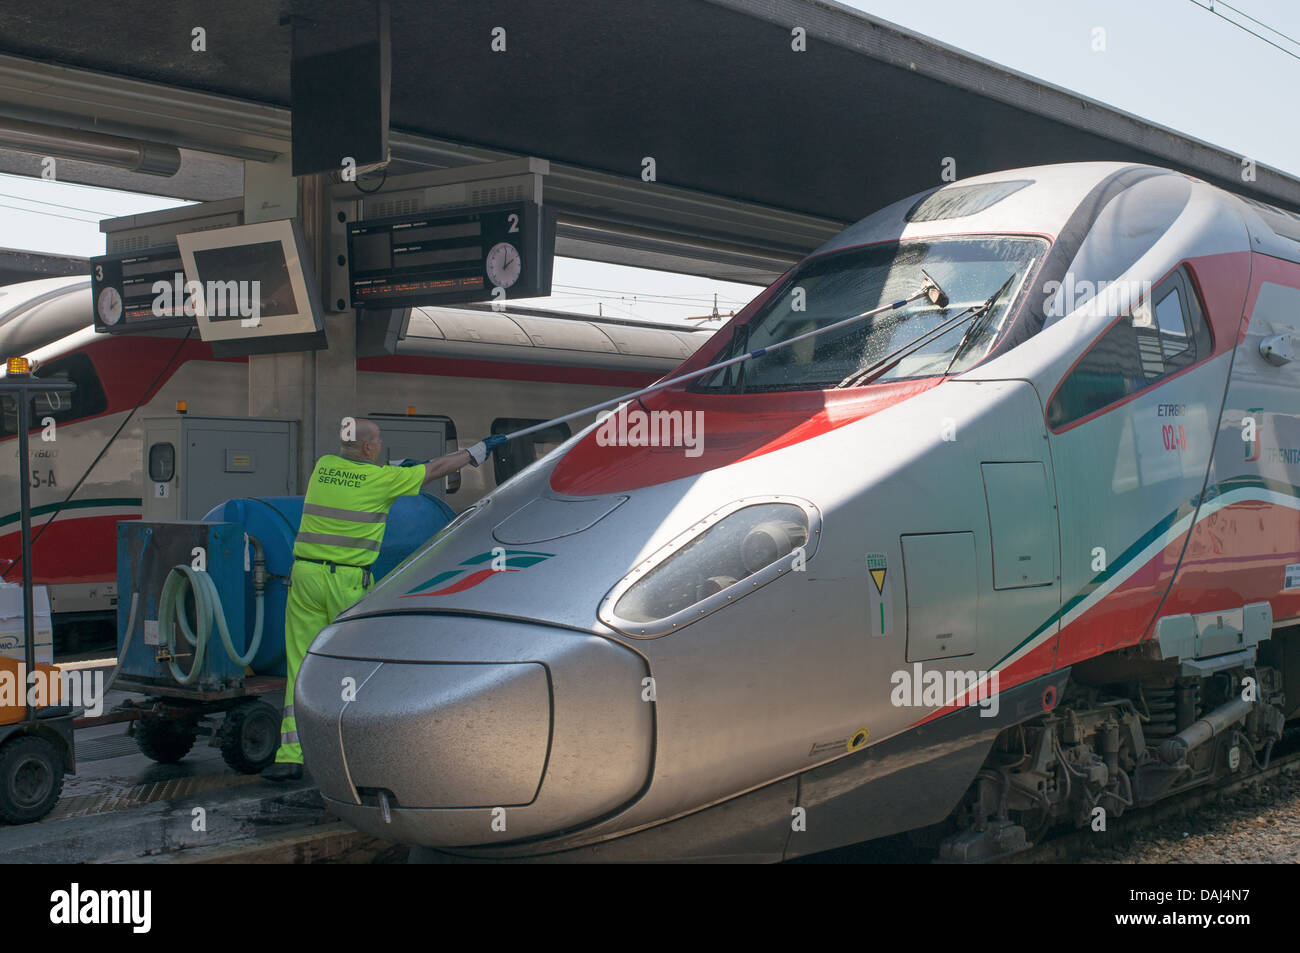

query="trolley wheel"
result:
[134,714,198,764]
[0,735,65,824]
[218,699,281,774]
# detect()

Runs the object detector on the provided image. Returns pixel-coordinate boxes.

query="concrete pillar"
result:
[299,171,357,473]
[243,156,357,487]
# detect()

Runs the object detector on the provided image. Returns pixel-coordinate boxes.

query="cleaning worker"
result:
[262,416,504,781]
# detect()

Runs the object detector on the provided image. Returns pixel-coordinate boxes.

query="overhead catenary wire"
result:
[0,190,118,218]
[553,283,754,306]
[1187,0,1300,62]
[542,291,746,310]
[0,200,103,224]
[549,292,750,309]
[1208,0,1300,46]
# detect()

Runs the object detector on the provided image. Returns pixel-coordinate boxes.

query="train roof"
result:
[0,276,92,361]
[0,276,716,373]
[815,161,1300,264]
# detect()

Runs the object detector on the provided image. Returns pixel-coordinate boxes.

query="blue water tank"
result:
[201,494,455,676]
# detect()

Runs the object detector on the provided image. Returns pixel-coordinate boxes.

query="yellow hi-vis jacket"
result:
[293,454,427,566]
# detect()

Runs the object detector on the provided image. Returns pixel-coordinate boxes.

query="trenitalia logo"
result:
[400,549,555,598]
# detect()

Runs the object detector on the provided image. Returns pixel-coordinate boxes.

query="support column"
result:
[300,171,357,472]
[244,156,357,487]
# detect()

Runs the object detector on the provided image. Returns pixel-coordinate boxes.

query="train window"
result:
[692,236,1047,393]
[490,418,572,484]
[0,352,107,435]
[1154,287,1189,356]
[148,442,176,482]
[905,180,1033,222]
[1046,268,1211,429]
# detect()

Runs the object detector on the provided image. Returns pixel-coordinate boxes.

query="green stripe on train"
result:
[0,497,142,529]
[988,475,1300,673]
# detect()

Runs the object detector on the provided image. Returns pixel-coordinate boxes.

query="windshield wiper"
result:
[837,273,1018,389]
[940,273,1017,378]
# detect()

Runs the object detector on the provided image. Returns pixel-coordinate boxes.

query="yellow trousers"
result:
[275,560,372,764]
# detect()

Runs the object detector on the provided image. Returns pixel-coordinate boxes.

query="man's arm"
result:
[421,450,471,485]
[419,435,507,486]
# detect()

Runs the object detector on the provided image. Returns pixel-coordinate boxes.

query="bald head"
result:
[341,416,382,461]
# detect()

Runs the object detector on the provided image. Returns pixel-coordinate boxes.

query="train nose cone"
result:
[308,660,552,807]
[294,614,653,848]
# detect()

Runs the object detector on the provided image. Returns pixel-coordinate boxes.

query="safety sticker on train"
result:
[866,553,893,637]
[1286,563,1300,590]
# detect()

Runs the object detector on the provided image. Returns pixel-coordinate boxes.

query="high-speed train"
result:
[0,281,707,639]
[296,162,1300,862]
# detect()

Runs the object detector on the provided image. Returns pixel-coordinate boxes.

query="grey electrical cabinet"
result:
[142,416,299,521]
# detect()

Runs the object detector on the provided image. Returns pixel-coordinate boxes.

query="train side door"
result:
[1191,265,1300,631]
[1045,267,1229,667]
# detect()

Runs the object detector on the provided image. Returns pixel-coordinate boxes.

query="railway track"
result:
[794,728,1300,864]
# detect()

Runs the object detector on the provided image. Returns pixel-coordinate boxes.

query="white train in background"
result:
[0,276,712,633]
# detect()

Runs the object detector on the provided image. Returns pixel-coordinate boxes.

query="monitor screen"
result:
[177,218,324,347]
[191,241,301,320]
[346,202,551,309]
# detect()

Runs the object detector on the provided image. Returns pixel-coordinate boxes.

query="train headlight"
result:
[599,498,820,638]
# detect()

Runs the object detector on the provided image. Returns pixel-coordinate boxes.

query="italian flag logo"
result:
[401,549,555,598]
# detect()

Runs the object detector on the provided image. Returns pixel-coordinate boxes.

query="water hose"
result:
[103,591,139,691]
[156,535,267,686]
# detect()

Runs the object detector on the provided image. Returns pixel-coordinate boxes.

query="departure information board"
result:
[346,201,554,309]
[91,245,194,333]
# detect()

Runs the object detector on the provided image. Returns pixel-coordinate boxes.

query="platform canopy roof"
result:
[0,0,1296,283]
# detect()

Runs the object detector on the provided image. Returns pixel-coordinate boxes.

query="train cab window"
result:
[490,418,572,485]
[1153,288,1189,356]
[691,236,1048,393]
[1047,268,1211,430]
[1,352,107,435]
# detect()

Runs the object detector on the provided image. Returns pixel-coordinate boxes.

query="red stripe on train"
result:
[0,514,137,585]
[549,377,944,495]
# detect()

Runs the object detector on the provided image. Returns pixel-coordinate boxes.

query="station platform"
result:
[0,660,402,864]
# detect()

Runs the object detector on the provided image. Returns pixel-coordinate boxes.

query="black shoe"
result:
[262,763,303,782]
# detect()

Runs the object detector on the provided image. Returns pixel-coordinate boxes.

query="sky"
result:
[2,0,1298,325]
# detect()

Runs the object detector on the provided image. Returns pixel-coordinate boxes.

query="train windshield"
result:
[693,236,1047,393]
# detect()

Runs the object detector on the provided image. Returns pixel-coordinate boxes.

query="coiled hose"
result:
[156,536,267,686]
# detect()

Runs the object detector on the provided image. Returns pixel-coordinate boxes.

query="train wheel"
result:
[134,714,198,764]
[218,700,280,774]
[0,735,65,824]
